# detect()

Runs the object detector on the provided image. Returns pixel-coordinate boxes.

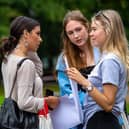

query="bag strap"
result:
[9,58,29,98]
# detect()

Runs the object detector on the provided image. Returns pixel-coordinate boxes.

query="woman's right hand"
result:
[66,67,89,86]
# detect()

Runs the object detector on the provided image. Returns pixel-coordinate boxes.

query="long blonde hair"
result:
[61,10,93,69]
[92,9,129,79]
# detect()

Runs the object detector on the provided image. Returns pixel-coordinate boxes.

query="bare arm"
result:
[67,67,118,112]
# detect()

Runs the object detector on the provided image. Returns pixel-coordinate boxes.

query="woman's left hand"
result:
[45,96,60,109]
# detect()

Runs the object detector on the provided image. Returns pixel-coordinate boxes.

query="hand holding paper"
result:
[50,56,83,129]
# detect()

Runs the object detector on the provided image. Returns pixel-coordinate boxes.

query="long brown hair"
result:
[61,10,93,69]
[0,16,40,61]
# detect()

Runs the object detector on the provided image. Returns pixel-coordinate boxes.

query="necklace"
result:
[80,52,85,58]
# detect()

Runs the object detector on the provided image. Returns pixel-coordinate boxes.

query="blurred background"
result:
[0,0,129,108]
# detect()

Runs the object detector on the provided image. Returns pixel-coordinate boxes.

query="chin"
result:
[77,42,85,47]
[91,42,99,47]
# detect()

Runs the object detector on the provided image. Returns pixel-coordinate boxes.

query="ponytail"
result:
[0,36,17,61]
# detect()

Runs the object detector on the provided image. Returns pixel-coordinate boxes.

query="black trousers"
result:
[86,111,122,129]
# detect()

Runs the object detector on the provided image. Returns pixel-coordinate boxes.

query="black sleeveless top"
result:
[78,65,95,92]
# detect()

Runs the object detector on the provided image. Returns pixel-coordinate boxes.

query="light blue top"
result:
[56,47,100,129]
[83,53,128,128]
[56,47,100,106]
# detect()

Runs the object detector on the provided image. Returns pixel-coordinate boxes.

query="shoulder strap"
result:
[9,58,29,98]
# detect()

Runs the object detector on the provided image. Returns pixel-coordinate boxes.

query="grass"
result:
[127,103,129,113]
[0,96,4,105]
[0,85,4,105]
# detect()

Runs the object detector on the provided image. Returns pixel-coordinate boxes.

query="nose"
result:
[73,31,79,38]
[89,31,93,37]
[40,37,43,42]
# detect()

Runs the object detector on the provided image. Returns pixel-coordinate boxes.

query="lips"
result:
[76,39,82,43]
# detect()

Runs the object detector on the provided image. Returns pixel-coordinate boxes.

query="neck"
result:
[79,43,89,57]
[79,43,95,66]
[12,44,27,57]
[79,43,88,53]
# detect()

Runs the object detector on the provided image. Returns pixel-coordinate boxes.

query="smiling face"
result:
[65,20,88,47]
[90,20,106,49]
[26,26,42,52]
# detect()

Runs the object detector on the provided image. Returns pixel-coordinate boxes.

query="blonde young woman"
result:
[67,9,129,129]
[56,10,100,129]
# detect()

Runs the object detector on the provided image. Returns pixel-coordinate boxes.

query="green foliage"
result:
[30,0,66,22]
[0,0,129,71]
[0,2,22,38]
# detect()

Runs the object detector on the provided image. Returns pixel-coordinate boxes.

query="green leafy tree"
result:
[0,0,129,73]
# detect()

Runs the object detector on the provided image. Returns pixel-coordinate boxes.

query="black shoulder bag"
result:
[0,58,39,129]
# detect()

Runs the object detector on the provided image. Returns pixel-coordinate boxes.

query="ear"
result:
[23,30,30,38]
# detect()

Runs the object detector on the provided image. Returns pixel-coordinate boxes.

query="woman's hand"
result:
[66,67,89,87]
[67,68,118,112]
[45,96,60,109]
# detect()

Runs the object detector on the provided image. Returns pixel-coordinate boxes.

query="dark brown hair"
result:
[0,16,40,60]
